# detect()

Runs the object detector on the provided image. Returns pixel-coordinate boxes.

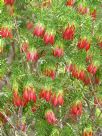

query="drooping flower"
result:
[33,23,45,37]
[63,24,75,40]
[4,0,15,6]
[0,27,13,39]
[45,110,57,125]
[43,31,55,45]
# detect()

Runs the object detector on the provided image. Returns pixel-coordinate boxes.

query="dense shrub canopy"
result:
[0,0,102,135]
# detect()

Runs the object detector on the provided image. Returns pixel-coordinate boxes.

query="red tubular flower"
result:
[70,101,82,116]
[33,23,45,37]
[23,86,37,103]
[77,38,90,51]
[13,89,22,107]
[23,88,29,102]
[29,89,34,101]
[32,92,37,103]
[26,51,31,61]
[51,94,58,107]
[77,39,85,49]
[32,51,39,62]
[92,66,97,75]
[87,63,94,73]
[79,70,85,81]
[63,24,75,40]
[4,0,15,6]
[72,69,79,79]
[23,87,29,101]
[45,110,57,125]
[39,88,52,102]
[43,32,55,45]
[0,27,13,39]
[85,43,90,51]
[26,50,39,62]
[53,47,64,58]
[50,70,56,80]
[90,9,96,20]
[87,63,97,75]
[83,76,91,85]
[44,68,56,80]
[39,89,46,99]
[66,0,75,7]
[45,90,52,102]
[78,4,89,15]
[69,64,73,72]
[66,64,78,78]
[23,87,30,101]
[57,93,64,106]
[21,99,28,107]
[26,21,34,30]
[13,95,22,107]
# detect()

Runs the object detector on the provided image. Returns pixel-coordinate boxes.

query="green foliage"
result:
[35,119,53,136]
[0,0,102,135]
[60,126,75,136]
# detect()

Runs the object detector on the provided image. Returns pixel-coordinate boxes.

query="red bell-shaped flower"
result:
[45,110,57,125]
[53,46,64,58]
[26,21,34,30]
[63,24,75,40]
[43,31,55,45]
[26,49,39,62]
[33,23,45,37]
[4,0,15,6]
[66,0,75,7]
[57,93,64,106]
[51,94,58,107]
[70,101,82,116]
[0,27,13,39]
[77,38,90,51]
